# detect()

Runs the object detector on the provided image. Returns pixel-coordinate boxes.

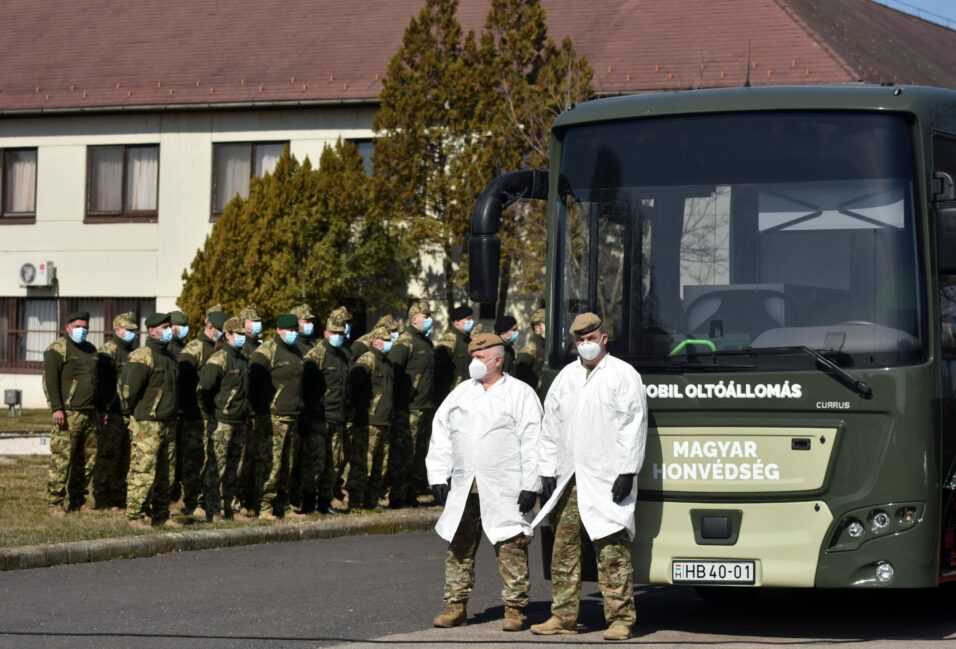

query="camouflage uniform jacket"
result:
[241,336,262,361]
[514,332,545,392]
[435,327,470,399]
[502,342,516,375]
[249,333,304,417]
[120,337,179,422]
[304,339,351,424]
[349,347,393,428]
[198,343,250,424]
[42,336,102,413]
[98,337,136,415]
[350,332,373,360]
[178,332,217,420]
[167,337,185,359]
[388,326,435,412]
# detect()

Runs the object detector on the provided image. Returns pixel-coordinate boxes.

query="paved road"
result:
[1,531,955,648]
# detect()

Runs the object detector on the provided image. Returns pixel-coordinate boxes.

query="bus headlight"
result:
[875,561,894,583]
[870,510,890,532]
[827,502,923,552]
[847,521,865,538]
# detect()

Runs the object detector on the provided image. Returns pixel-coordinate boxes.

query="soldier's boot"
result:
[432,603,467,628]
[284,510,307,520]
[230,510,251,522]
[48,506,67,519]
[258,511,279,521]
[162,518,183,529]
[127,518,150,530]
[318,498,342,515]
[530,616,577,635]
[603,621,632,641]
[502,606,526,632]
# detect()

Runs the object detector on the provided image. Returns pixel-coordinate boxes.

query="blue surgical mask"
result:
[391,331,399,343]
[282,330,299,346]
[381,340,393,354]
[231,334,246,349]
[421,317,433,332]
[344,323,352,339]
[120,330,136,343]
[329,333,344,348]
[176,325,189,340]
[160,328,173,344]
[508,331,519,345]
[301,322,314,337]
[211,330,222,342]
[250,321,262,336]
[462,319,475,333]
[69,327,88,344]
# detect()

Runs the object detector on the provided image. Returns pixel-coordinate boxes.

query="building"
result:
[2,0,955,407]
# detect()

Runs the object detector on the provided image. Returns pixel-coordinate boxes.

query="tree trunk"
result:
[443,243,456,314]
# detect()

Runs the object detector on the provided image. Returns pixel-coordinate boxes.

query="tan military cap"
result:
[206,304,224,316]
[570,312,602,335]
[326,306,351,333]
[238,304,261,321]
[113,311,138,331]
[468,332,505,354]
[531,308,546,325]
[375,314,398,332]
[222,317,248,335]
[407,299,431,319]
[291,303,315,320]
[371,324,392,341]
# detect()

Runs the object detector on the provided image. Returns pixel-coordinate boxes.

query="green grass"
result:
[0,455,411,548]
[0,408,54,433]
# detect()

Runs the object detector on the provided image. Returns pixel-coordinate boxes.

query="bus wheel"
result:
[694,585,760,606]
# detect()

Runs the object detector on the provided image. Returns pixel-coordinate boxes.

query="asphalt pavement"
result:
[2,531,956,648]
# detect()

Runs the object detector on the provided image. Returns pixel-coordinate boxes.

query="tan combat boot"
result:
[258,511,278,521]
[432,602,467,628]
[127,518,150,530]
[502,606,525,632]
[48,506,66,519]
[284,510,307,520]
[162,518,183,529]
[603,621,632,641]
[530,616,577,635]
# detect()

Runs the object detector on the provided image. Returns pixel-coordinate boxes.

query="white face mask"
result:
[577,340,602,361]
[469,357,490,381]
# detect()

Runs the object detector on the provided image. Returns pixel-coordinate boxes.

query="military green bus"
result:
[470,85,956,589]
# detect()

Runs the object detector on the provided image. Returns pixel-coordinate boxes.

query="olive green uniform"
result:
[435,327,470,400]
[514,332,545,393]
[347,346,393,508]
[388,326,435,504]
[121,337,179,523]
[98,337,135,508]
[502,342,516,375]
[199,343,250,518]
[250,334,304,516]
[43,336,104,510]
[303,339,352,506]
[176,332,218,511]
[238,334,263,509]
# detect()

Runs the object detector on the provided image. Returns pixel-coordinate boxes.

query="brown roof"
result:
[0,0,952,114]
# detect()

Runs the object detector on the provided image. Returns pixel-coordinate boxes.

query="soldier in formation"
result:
[435,305,473,399]
[96,312,138,509]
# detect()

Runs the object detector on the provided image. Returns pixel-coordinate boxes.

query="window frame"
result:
[210,140,288,221]
[85,144,160,224]
[0,147,38,224]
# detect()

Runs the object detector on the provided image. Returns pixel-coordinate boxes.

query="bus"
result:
[469,85,956,590]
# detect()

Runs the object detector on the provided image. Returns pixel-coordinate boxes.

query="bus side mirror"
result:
[938,206,956,274]
[469,236,501,303]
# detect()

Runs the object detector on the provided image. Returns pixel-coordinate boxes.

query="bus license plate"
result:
[672,560,755,584]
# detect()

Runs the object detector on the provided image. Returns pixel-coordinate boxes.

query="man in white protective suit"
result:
[426,332,543,632]
[530,312,648,642]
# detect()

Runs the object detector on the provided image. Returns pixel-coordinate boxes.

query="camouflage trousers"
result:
[201,420,246,517]
[47,410,99,510]
[346,424,390,508]
[318,421,348,502]
[387,409,432,503]
[444,492,530,609]
[257,415,296,515]
[237,416,259,510]
[549,480,636,627]
[94,414,130,508]
[176,418,205,511]
[125,418,176,523]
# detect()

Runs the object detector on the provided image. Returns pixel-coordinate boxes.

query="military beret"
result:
[570,312,602,335]
[494,315,518,335]
[291,303,315,320]
[168,310,189,326]
[238,304,261,322]
[449,305,473,321]
[326,306,351,333]
[374,314,399,332]
[66,310,90,323]
[276,313,298,329]
[371,324,392,341]
[531,308,546,325]
[407,299,431,319]
[207,311,229,331]
[113,311,138,331]
[222,317,247,335]
[206,304,223,316]
[144,312,171,328]
[468,332,505,354]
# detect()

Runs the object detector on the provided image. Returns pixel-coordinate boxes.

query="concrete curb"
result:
[0,509,440,571]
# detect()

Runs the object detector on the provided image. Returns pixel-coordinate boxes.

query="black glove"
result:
[611,474,635,503]
[517,490,537,514]
[431,483,450,507]
[540,476,557,503]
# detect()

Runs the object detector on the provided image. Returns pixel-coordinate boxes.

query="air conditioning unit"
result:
[18,261,55,287]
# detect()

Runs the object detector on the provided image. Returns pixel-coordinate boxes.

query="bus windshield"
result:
[556,111,925,370]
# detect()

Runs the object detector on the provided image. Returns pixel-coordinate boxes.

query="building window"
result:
[211,141,286,218]
[86,145,159,223]
[348,139,374,176]
[0,297,155,372]
[1,148,38,223]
